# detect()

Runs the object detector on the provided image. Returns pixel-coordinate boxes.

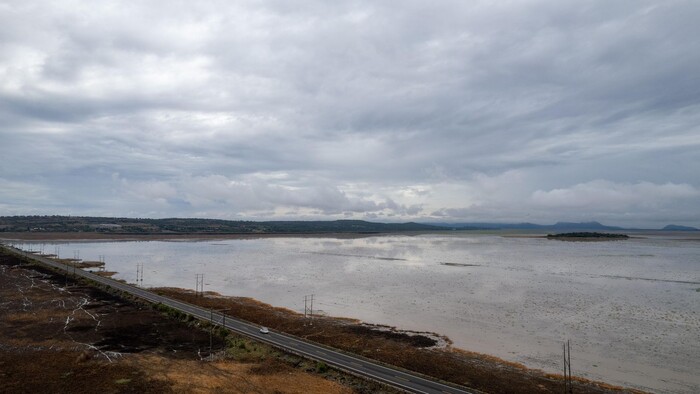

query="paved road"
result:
[6,246,477,394]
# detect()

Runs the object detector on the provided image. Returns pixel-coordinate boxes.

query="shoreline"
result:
[0,231,417,242]
[3,229,699,242]
[0,241,641,393]
[4,234,687,392]
[150,286,640,393]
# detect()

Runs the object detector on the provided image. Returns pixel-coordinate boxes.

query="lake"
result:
[18,233,700,393]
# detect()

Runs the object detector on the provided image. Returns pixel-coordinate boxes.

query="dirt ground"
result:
[0,250,374,394]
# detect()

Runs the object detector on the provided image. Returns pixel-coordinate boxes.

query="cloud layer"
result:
[1,1,699,227]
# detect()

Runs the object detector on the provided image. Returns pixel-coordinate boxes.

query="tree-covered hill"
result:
[0,216,442,234]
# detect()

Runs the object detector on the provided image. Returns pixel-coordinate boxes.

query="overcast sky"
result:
[1,1,699,227]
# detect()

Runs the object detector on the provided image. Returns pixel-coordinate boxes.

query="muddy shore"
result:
[0,250,388,393]
[0,240,647,393]
[0,232,388,242]
[151,288,644,394]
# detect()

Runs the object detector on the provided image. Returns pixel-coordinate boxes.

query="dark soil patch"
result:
[347,325,437,347]
[0,351,173,394]
[0,252,218,358]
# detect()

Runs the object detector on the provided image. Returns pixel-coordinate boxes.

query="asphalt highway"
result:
[7,246,476,394]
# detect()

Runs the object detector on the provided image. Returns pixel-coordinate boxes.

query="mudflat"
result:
[0,244,649,393]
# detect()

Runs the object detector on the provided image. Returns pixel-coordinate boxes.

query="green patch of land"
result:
[546,232,629,241]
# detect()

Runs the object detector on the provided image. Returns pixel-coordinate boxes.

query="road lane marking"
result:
[394,375,410,382]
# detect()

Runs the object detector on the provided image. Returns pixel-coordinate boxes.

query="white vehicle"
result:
[259,326,269,334]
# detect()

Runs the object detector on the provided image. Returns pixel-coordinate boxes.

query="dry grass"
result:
[126,354,353,394]
[154,287,647,394]
[0,251,364,394]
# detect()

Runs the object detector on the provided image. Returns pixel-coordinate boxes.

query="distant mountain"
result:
[428,221,700,231]
[662,224,699,231]
[550,221,625,230]
[428,221,625,231]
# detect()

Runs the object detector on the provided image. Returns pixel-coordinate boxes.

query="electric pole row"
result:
[136,263,144,286]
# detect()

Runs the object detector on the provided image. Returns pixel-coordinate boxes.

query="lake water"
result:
[18,234,700,393]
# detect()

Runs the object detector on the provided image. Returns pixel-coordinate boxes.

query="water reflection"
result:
[22,234,700,393]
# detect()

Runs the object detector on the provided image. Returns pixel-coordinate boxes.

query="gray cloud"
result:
[1,0,699,227]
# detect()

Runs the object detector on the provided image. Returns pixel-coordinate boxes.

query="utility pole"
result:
[209,308,213,361]
[206,308,229,360]
[304,294,315,326]
[195,274,204,297]
[73,250,79,277]
[136,263,144,286]
[310,294,314,325]
[212,308,228,350]
[563,340,572,393]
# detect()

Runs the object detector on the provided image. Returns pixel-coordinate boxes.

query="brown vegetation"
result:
[153,288,646,394]
[0,251,367,394]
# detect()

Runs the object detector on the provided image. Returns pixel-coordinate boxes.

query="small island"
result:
[546,232,629,241]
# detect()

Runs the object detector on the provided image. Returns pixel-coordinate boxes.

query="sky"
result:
[1,0,699,228]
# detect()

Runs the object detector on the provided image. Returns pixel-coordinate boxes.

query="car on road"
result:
[259,326,269,334]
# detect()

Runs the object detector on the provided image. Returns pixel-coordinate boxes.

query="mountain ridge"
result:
[425,221,697,231]
[0,216,696,233]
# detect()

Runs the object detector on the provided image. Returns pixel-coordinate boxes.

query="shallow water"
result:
[18,234,700,393]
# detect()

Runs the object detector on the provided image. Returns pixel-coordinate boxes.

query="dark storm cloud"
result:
[1,0,699,226]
